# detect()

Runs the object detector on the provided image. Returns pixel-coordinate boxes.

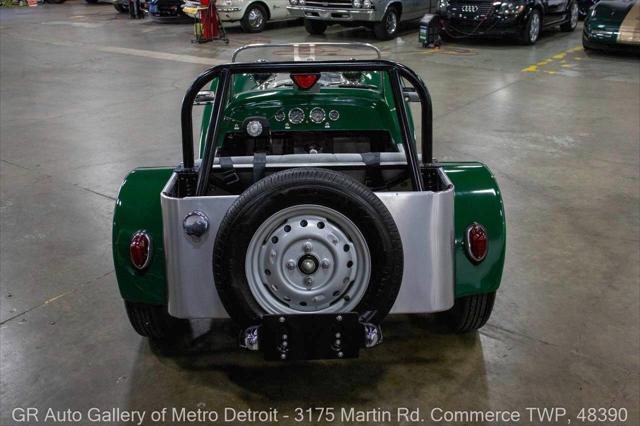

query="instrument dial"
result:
[288,108,305,124]
[328,110,340,121]
[310,107,326,123]
[274,110,286,122]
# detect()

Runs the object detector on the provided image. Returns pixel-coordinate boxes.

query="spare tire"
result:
[213,168,403,327]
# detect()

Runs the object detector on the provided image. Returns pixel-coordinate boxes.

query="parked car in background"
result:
[287,0,438,40]
[221,0,297,32]
[184,0,296,32]
[583,0,640,52]
[148,0,188,19]
[439,0,579,44]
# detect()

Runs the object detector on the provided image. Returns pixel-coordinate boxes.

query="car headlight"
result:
[289,0,298,5]
[363,0,372,8]
[223,0,232,5]
[497,1,524,15]
[299,0,305,4]
[352,0,362,8]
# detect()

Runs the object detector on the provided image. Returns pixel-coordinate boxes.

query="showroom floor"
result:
[1,1,639,424]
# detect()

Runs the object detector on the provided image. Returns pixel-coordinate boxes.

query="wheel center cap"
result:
[298,255,319,275]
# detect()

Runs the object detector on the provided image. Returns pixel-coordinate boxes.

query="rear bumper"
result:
[288,5,380,22]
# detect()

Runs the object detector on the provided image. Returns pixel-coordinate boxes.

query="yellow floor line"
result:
[521,45,583,72]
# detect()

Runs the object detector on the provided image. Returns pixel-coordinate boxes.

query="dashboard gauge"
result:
[274,110,286,122]
[328,110,340,121]
[309,107,326,123]
[288,107,305,124]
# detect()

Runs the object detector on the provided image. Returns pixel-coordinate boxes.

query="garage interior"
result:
[1,1,639,424]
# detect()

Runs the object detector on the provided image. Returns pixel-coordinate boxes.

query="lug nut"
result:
[304,276,313,286]
[280,353,287,360]
[286,260,296,270]
[282,334,288,340]
[303,242,313,252]
[337,351,344,358]
[279,316,286,323]
[335,332,341,338]
[336,315,343,322]
[335,339,341,346]
[321,258,331,269]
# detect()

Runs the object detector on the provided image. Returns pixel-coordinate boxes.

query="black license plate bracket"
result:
[260,313,363,361]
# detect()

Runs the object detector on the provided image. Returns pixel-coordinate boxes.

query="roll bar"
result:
[179,60,434,196]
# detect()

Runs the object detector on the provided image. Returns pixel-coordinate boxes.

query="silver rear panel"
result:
[161,170,455,319]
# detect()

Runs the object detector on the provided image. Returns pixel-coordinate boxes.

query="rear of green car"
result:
[112,44,506,360]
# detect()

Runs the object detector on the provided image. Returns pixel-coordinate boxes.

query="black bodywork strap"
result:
[252,152,267,183]
[219,157,240,185]
[361,152,385,188]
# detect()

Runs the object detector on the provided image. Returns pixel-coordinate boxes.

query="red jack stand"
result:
[193,0,228,44]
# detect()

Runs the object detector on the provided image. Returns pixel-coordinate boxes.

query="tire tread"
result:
[125,301,188,340]
[440,292,496,333]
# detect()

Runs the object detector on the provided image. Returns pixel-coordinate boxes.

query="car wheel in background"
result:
[240,3,268,33]
[560,0,579,31]
[373,7,399,40]
[519,8,541,44]
[437,292,496,333]
[304,18,328,35]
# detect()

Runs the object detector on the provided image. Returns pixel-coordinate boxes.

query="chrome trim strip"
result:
[288,6,378,20]
[161,169,454,319]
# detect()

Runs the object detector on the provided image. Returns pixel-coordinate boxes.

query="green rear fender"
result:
[442,162,506,297]
[112,167,173,305]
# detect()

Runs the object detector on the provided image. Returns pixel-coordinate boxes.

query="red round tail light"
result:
[130,230,152,270]
[466,223,488,263]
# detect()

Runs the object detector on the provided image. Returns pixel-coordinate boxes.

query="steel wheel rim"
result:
[386,11,397,35]
[245,204,371,314]
[248,8,264,29]
[530,13,540,42]
[570,3,578,27]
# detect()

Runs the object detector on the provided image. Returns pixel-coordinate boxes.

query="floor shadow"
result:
[122,315,492,418]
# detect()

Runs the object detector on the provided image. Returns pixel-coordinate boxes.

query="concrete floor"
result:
[1,1,639,425]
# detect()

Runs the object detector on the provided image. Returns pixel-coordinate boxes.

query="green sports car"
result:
[583,0,640,52]
[112,43,506,361]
